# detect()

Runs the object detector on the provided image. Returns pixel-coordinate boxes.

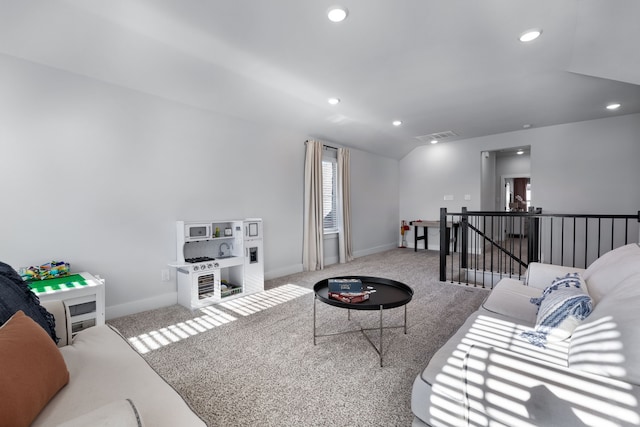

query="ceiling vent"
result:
[414,130,458,143]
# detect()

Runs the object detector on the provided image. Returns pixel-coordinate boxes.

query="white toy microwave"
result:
[184,223,212,242]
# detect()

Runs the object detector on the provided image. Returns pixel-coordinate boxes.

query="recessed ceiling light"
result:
[327,6,348,23]
[392,120,402,126]
[523,124,532,129]
[327,97,340,105]
[430,140,438,144]
[519,29,542,42]
[606,103,621,110]
[517,150,524,155]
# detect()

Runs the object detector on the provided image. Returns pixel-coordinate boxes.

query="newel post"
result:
[439,207,447,281]
[527,207,542,263]
[461,207,468,269]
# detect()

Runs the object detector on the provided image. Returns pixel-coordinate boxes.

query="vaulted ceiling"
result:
[1,0,639,159]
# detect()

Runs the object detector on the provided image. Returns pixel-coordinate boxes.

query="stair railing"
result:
[439,207,640,288]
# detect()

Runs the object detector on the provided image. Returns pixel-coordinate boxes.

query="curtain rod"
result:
[305,139,338,150]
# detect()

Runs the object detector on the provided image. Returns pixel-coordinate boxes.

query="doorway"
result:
[480,146,532,247]
[504,176,531,212]
[480,146,531,212]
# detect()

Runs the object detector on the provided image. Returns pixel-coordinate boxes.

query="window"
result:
[322,159,338,233]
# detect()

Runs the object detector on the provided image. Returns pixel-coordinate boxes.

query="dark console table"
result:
[410,220,459,254]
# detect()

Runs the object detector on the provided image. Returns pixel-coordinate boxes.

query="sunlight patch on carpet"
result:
[128,304,236,354]
[128,284,312,353]
[219,283,312,316]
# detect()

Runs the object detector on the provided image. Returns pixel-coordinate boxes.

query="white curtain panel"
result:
[303,140,324,271]
[338,147,354,263]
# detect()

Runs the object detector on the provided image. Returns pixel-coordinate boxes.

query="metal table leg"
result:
[314,297,410,368]
[404,304,407,334]
[379,305,383,367]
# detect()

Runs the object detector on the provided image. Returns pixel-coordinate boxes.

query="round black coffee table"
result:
[313,276,413,367]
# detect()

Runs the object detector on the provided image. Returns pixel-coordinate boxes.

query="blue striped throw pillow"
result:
[521,272,593,348]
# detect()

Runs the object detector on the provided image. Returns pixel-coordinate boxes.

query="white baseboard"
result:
[265,264,303,280]
[106,292,177,320]
[266,244,397,279]
[324,243,398,266]
[106,245,398,319]
[353,243,398,258]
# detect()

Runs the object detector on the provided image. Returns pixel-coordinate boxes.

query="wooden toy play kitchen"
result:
[169,219,264,309]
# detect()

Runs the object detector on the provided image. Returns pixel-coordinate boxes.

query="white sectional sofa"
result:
[411,243,640,427]
[33,300,206,427]
[0,259,205,427]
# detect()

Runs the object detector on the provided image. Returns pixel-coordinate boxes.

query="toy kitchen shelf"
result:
[28,272,105,336]
[170,219,264,310]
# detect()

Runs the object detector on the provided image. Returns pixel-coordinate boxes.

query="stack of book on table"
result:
[328,278,371,303]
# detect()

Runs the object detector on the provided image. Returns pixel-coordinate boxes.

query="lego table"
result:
[28,272,105,336]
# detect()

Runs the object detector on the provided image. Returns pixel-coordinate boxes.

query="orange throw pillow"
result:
[0,310,69,427]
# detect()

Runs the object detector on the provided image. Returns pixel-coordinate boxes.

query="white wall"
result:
[323,148,399,264]
[0,55,399,318]
[496,152,531,179]
[350,149,399,255]
[400,113,640,248]
[480,151,496,211]
[531,115,640,213]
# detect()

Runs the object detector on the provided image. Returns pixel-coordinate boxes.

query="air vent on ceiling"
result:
[414,130,458,143]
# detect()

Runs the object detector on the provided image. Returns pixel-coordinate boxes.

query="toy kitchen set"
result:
[169,219,264,309]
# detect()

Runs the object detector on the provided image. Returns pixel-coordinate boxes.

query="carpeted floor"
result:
[108,249,489,426]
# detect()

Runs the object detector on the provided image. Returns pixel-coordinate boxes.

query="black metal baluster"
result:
[610,218,614,253]
[482,215,487,287]
[550,217,554,266]
[624,218,629,246]
[571,218,576,267]
[561,217,565,266]
[584,218,589,268]
[439,208,447,282]
[597,217,602,259]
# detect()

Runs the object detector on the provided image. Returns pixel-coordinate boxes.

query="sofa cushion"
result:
[463,345,640,427]
[521,273,592,347]
[0,310,69,427]
[583,243,640,304]
[525,262,586,290]
[481,278,541,324]
[57,399,144,427]
[412,311,571,427]
[0,261,58,343]
[32,324,206,426]
[569,272,640,384]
